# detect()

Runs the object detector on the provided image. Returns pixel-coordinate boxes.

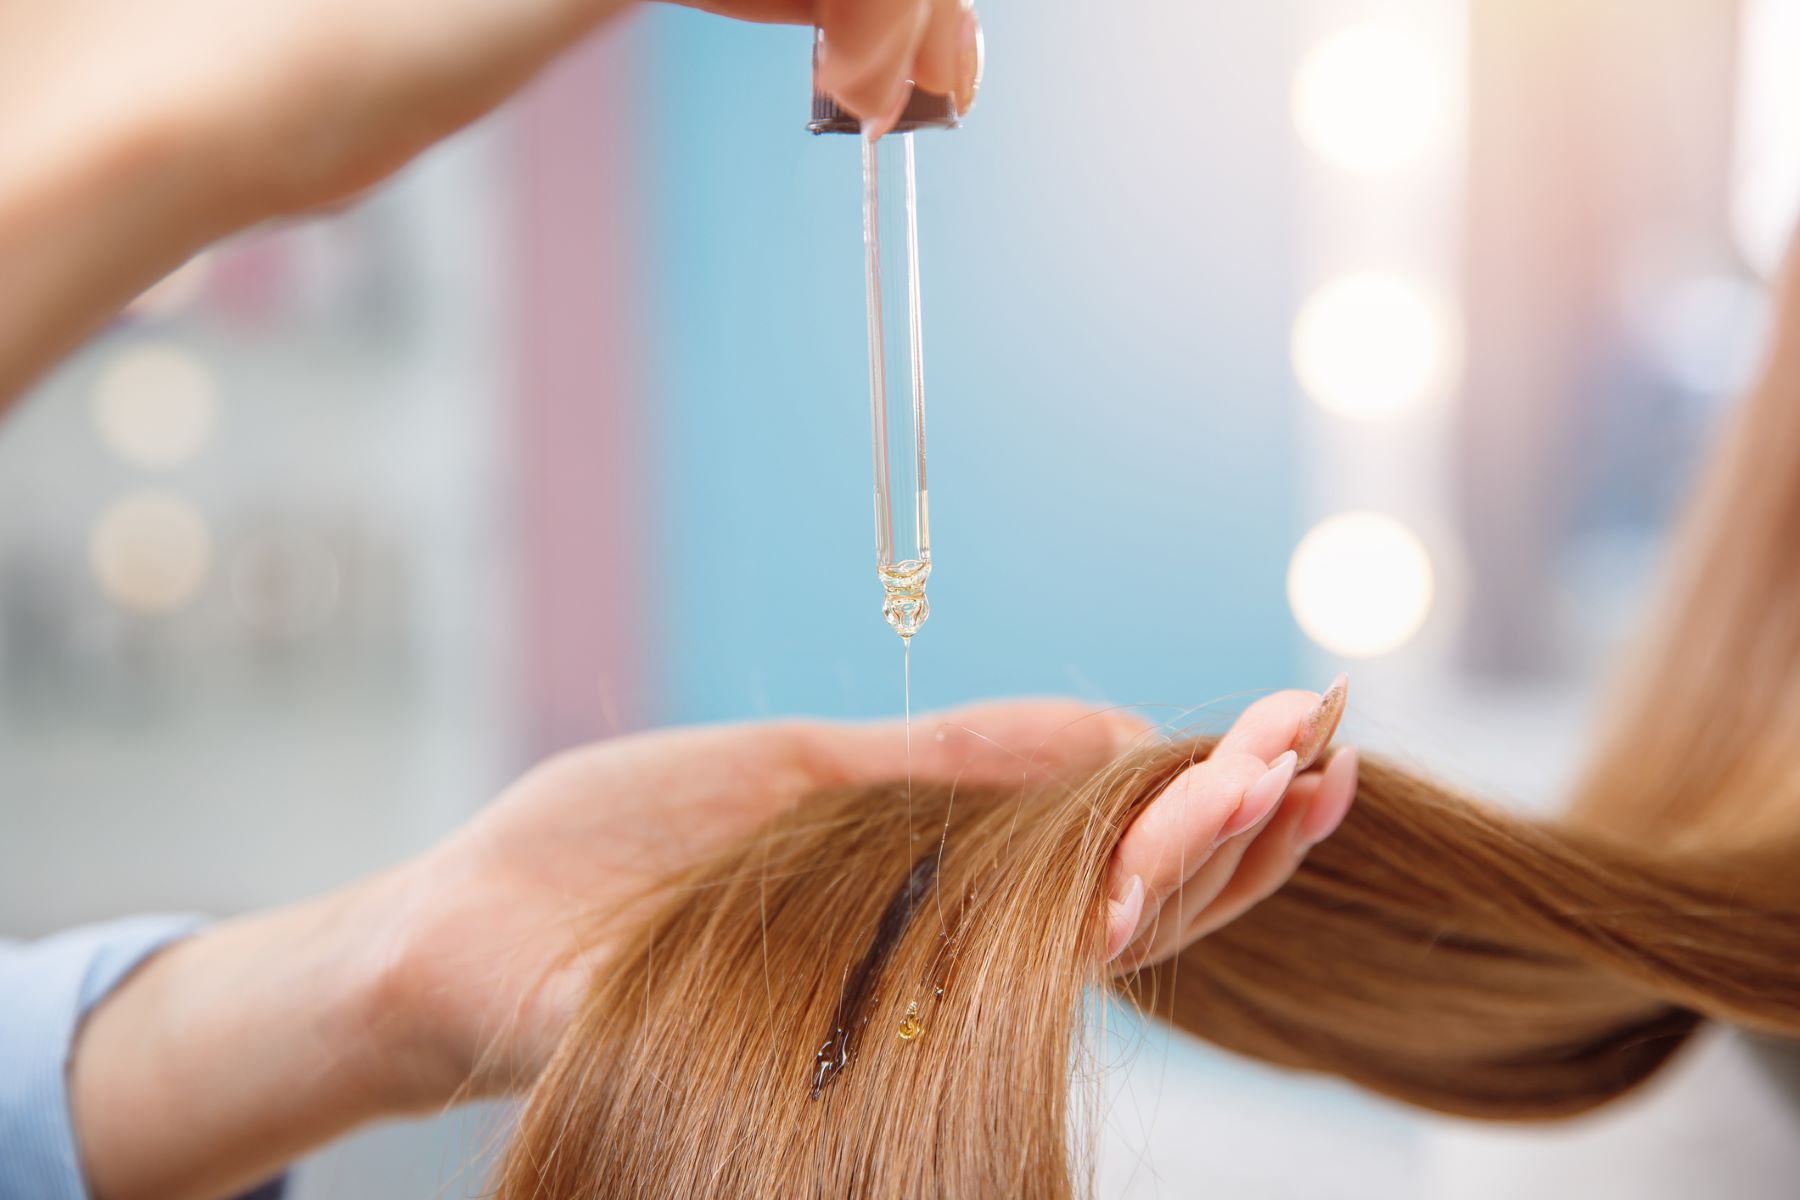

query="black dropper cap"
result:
[809,88,960,135]
[807,33,959,134]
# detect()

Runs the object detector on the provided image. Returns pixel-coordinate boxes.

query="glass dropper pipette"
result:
[811,71,958,641]
[863,127,931,639]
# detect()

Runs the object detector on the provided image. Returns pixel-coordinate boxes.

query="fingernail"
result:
[1222,750,1297,839]
[954,7,985,120]
[863,77,914,140]
[814,26,910,136]
[1295,674,1349,771]
[1297,747,1359,847]
[1105,874,1146,963]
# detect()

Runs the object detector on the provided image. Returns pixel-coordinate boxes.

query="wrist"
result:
[334,859,487,1113]
[360,848,585,1106]
[68,885,415,1200]
[287,871,443,1114]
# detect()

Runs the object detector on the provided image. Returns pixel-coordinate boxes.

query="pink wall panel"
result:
[513,25,655,755]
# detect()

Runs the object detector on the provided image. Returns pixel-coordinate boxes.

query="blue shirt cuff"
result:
[0,915,287,1200]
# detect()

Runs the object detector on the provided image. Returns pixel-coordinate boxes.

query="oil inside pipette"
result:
[880,555,931,639]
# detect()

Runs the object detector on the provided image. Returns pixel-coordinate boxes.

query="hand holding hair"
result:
[1105,676,1355,968]
[64,689,1343,1200]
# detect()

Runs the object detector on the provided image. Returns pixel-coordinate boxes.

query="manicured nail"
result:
[814,26,908,136]
[1221,750,1297,839]
[1105,874,1146,963]
[1295,673,1348,771]
[954,7,985,120]
[863,77,915,140]
[1297,747,1359,847]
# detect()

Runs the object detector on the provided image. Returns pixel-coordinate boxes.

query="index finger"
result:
[813,0,932,121]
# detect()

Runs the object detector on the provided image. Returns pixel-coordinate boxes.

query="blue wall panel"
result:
[642,2,1302,729]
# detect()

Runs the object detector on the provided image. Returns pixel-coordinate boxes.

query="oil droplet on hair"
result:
[897,1000,924,1042]
[809,852,940,1098]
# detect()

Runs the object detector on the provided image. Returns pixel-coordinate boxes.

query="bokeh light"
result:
[1731,0,1800,280]
[1287,511,1435,657]
[1292,27,1455,172]
[93,343,218,468]
[89,492,213,614]
[1292,273,1454,419]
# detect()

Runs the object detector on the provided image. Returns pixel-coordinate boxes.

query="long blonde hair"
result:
[493,246,1800,1196]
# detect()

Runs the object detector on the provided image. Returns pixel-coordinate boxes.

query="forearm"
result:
[0,98,236,407]
[0,0,630,410]
[68,878,414,1200]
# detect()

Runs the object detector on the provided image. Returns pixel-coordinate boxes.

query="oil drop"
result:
[809,851,940,1098]
[897,1000,924,1042]
[881,556,931,640]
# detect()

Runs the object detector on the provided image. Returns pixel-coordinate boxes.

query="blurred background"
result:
[4,0,1797,1195]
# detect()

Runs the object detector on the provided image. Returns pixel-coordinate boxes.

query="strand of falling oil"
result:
[898,639,925,1046]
